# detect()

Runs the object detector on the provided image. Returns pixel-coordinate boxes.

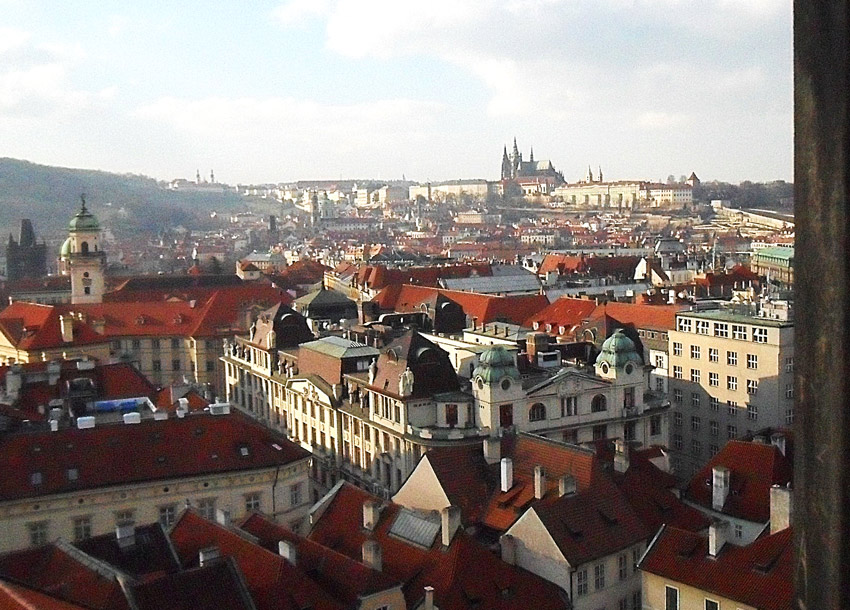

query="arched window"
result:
[529,402,546,422]
[81,241,89,255]
[591,394,607,413]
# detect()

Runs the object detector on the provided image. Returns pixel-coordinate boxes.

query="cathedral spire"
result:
[529,147,534,163]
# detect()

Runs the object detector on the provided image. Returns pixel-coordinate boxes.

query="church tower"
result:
[63,196,105,304]
[501,146,512,180]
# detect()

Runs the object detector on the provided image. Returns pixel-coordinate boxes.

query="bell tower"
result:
[65,196,106,304]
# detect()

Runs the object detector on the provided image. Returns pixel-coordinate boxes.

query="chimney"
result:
[123,412,141,425]
[5,365,22,400]
[216,508,231,527]
[363,500,380,531]
[708,520,729,557]
[116,524,136,549]
[49,419,59,432]
[199,546,221,567]
[278,539,297,565]
[47,360,61,385]
[559,475,577,497]
[361,540,382,571]
[534,465,547,500]
[441,505,461,547]
[770,484,792,534]
[712,466,731,511]
[59,315,73,343]
[500,534,517,565]
[483,437,501,465]
[423,586,435,610]
[500,457,514,492]
[613,439,630,473]
[770,432,787,456]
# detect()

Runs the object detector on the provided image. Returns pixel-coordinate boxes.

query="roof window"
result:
[30,472,43,486]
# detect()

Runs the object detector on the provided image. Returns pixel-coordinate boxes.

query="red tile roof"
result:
[0,411,309,501]
[524,297,597,337]
[169,510,345,610]
[309,482,570,610]
[640,525,793,610]
[0,302,104,350]
[587,301,685,331]
[0,580,89,610]
[686,439,793,523]
[356,263,494,291]
[373,284,549,326]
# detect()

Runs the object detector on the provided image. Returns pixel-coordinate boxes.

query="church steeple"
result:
[586,165,594,183]
[529,147,534,163]
[501,146,512,180]
[598,166,603,182]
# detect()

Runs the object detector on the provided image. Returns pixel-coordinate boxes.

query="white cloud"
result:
[0,27,30,55]
[272,0,331,27]
[108,15,131,38]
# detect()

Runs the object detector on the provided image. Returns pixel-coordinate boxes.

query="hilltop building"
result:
[500,138,565,183]
[5,219,47,282]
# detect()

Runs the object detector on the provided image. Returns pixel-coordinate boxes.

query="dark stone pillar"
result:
[794,1,850,607]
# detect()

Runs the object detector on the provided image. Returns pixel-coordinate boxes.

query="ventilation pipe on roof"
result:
[423,586,435,610]
[361,540,382,571]
[500,457,514,492]
[613,439,630,473]
[708,520,729,557]
[278,540,297,565]
[559,475,577,497]
[712,466,731,511]
[441,505,461,547]
[483,437,501,465]
[534,465,547,500]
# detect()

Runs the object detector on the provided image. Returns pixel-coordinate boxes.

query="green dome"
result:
[473,346,521,383]
[59,237,71,258]
[595,329,643,369]
[68,200,100,232]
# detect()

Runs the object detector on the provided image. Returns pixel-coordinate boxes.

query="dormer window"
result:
[67,468,78,482]
[30,472,43,486]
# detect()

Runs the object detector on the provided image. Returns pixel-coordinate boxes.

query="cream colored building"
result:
[667,308,794,478]
[0,411,312,553]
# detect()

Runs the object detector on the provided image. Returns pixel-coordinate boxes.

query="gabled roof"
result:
[640,526,793,610]
[587,301,685,332]
[308,482,570,610]
[367,331,459,399]
[0,580,90,610]
[0,411,309,502]
[169,510,345,610]
[523,297,597,336]
[0,302,104,350]
[686,438,793,523]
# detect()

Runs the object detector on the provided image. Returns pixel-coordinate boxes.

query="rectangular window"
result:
[705,600,719,610]
[747,353,758,369]
[499,404,513,428]
[152,360,162,372]
[786,408,794,425]
[593,424,607,440]
[753,327,768,343]
[734,524,743,539]
[727,425,737,440]
[619,598,628,610]
[665,585,679,610]
[710,420,718,436]
[727,376,738,391]
[115,509,135,527]
[618,554,628,580]
[785,357,794,373]
[172,359,181,371]
[710,443,719,456]
[624,387,635,409]
[676,318,692,333]
[695,320,709,335]
[245,492,261,513]
[786,383,794,399]
[727,351,738,366]
[673,365,682,379]
[690,369,700,383]
[690,345,700,359]
[28,521,49,547]
[710,396,719,411]
[650,415,661,436]
[206,360,215,372]
[672,342,683,357]
[732,324,747,340]
[290,483,302,507]
[594,563,606,590]
[159,504,177,527]
[633,590,642,610]
[674,411,683,427]
[708,372,719,387]
[691,392,700,408]
[747,404,759,420]
[152,338,161,349]
[673,388,682,404]
[727,400,738,415]
[445,404,458,427]
[131,339,141,350]
[708,347,719,362]
[73,516,92,542]
[171,338,180,349]
[691,439,702,456]
[747,379,758,395]
[713,323,728,337]
[691,416,701,431]
[197,498,216,521]
[561,396,578,417]
[577,569,588,596]
[673,433,682,450]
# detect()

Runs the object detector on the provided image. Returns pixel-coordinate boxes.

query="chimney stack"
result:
[559,475,577,497]
[500,457,514,492]
[708,520,729,557]
[500,534,517,565]
[712,466,730,511]
[116,524,136,549]
[441,505,461,547]
[216,508,231,527]
[613,439,630,473]
[770,484,792,534]
[534,465,547,500]
[278,540,297,565]
[59,315,73,343]
[483,437,501,465]
[423,586,435,610]
[5,365,22,400]
[361,540,382,571]
[47,360,61,385]
[363,500,380,531]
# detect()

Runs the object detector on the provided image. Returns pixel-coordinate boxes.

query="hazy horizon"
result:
[1,1,792,185]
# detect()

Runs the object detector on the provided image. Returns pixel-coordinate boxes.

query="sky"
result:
[0,0,792,185]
